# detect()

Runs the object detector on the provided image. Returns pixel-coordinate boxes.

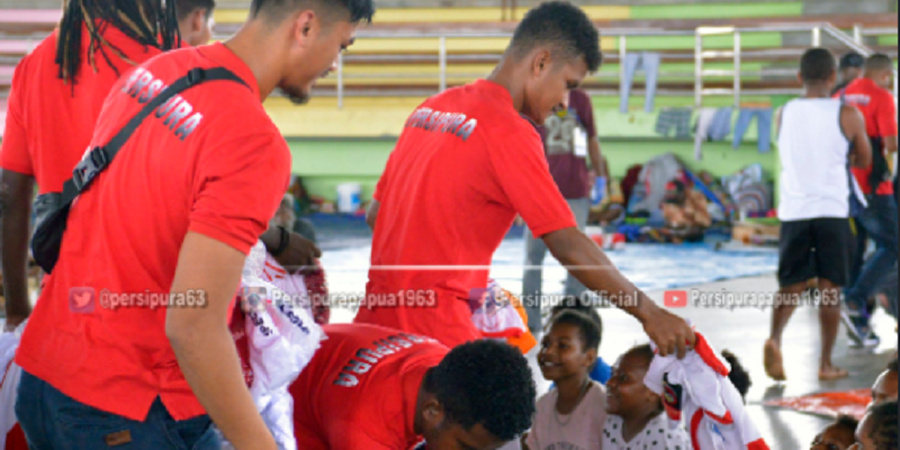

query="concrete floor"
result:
[497,274,897,450]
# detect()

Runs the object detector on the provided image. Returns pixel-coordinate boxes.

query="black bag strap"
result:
[59,67,247,205]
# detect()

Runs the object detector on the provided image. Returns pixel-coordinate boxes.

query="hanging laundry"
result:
[733,108,773,153]
[656,108,693,139]
[620,52,661,113]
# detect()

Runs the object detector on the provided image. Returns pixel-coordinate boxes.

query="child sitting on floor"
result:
[811,415,858,450]
[851,400,898,450]
[603,344,690,449]
[523,311,606,450]
[547,297,612,384]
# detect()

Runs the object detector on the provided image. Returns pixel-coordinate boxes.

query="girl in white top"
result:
[524,310,606,450]
[603,344,690,450]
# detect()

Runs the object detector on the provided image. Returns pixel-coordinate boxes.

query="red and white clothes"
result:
[228,240,325,450]
[0,325,26,450]
[261,254,331,325]
[644,332,769,450]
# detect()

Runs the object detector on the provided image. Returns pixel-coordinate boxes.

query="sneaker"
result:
[841,308,867,347]
[850,330,881,349]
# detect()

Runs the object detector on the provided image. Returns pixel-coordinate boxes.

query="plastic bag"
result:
[220,241,325,450]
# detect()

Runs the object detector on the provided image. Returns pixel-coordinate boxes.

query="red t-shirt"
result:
[840,78,898,195]
[291,324,448,450]
[357,80,576,348]
[1,24,165,194]
[15,43,291,421]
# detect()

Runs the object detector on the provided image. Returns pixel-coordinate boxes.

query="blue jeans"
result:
[732,108,773,153]
[845,194,899,321]
[523,198,590,331]
[15,371,219,450]
[620,52,660,113]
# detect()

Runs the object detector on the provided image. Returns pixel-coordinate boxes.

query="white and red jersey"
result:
[645,332,769,450]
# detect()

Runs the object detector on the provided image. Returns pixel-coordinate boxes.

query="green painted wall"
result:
[879,35,899,46]
[630,2,804,20]
[612,33,782,51]
[291,139,777,203]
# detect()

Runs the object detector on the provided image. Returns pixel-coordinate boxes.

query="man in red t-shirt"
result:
[360,2,694,355]
[0,0,319,335]
[13,1,373,449]
[838,54,899,347]
[290,324,535,450]
[0,1,182,333]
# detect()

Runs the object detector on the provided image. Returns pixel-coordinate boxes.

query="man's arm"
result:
[543,227,695,357]
[0,169,35,331]
[366,199,380,231]
[841,105,873,169]
[259,226,321,273]
[166,232,277,450]
[884,135,898,154]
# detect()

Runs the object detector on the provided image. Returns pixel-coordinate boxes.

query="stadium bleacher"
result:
[0,0,896,200]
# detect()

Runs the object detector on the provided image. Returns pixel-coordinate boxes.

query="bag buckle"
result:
[72,147,108,191]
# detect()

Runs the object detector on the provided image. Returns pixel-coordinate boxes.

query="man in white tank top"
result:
[764,48,872,382]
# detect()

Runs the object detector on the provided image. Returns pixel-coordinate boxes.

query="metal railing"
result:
[313,22,896,108]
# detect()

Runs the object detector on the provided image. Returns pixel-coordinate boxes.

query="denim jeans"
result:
[620,52,661,113]
[845,194,899,320]
[523,198,590,331]
[16,371,219,450]
[732,108,773,153]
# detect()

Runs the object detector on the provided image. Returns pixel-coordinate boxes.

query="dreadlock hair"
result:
[56,0,181,88]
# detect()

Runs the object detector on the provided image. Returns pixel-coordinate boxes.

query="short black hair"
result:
[549,296,603,337]
[888,356,898,373]
[866,54,896,73]
[624,344,655,369]
[800,48,837,83]
[865,400,899,449]
[509,1,602,72]
[721,350,751,403]
[549,310,601,352]
[423,340,536,441]
[177,0,215,21]
[251,0,375,24]
[832,414,860,435]
[840,52,866,70]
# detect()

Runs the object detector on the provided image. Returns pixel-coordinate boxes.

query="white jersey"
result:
[777,98,855,221]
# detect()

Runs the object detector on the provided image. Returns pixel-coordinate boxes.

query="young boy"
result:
[765,48,872,381]
[524,311,606,450]
[547,297,611,384]
[851,400,898,450]
[870,356,898,407]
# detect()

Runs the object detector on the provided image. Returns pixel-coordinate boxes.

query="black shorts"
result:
[778,218,853,288]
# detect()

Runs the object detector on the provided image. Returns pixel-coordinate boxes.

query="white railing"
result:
[316,22,896,109]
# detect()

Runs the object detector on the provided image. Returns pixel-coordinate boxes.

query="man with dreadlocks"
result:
[0,0,180,332]
[1,0,321,334]
[12,0,374,448]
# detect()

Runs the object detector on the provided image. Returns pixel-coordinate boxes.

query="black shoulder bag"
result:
[32,67,247,274]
